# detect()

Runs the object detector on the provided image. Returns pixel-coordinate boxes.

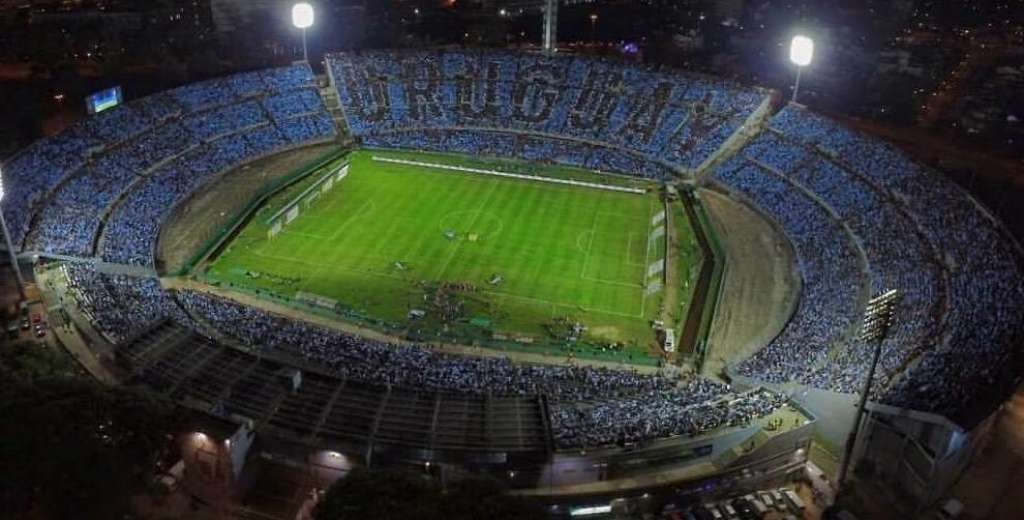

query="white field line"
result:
[247,250,407,284]
[432,180,501,280]
[581,211,599,276]
[481,289,644,320]
[372,156,646,194]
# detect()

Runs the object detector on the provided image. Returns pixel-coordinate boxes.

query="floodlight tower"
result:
[789,35,814,104]
[292,3,315,63]
[836,289,901,497]
[0,168,27,302]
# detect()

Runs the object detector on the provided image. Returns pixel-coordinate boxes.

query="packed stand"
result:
[173,290,786,448]
[175,290,684,401]
[62,262,188,344]
[361,129,674,179]
[552,388,787,448]
[327,49,764,172]
[720,106,1024,425]
[101,119,329,267]
[716,159,865,384]
[4,63,337,260]
[0,127,101,248]
[729,130,949,395]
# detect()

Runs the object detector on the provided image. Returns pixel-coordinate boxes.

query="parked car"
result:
[939,499,964,519]
[730,498,757,520]
[744,494,768,515]
[783,489,805,512]
[707,503,724,520]
[722,502,738,518]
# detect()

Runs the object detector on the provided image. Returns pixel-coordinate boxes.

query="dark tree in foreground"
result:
[314,467,547,520]
[0,340,74,380]
[0,347,182,520]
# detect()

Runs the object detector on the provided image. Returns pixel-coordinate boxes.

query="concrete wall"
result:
[853,406,992,509]
[539,423,763,489]
[729,375,858,454]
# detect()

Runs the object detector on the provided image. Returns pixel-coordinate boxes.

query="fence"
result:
[692,192,727,370]
[673,190,725,369]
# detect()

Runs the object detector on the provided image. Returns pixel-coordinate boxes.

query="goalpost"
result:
[268,220,283,238]
[644,209,668,298]
[267,162,350,239]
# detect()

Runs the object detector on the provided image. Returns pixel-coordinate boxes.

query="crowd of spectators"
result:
[718,158,864,385]
[263,89,326,121]
[1,128,97,246]
[361,129,674,179]
[63,262,188,344]
[723,131,947,396]
[327,49,763,172]
[3,64,337,263]
[100,116,335,267]
[175,290,679,401]
[174,289,787,448]
[54,267,789,448]
[16,55,1023,446]
[183,101,268,142]
[29,156,137,256]
[552,388,787,448]
[718,106,1024,424]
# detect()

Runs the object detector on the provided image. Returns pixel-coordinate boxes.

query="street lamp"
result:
[292,2,314,63]
[0,167,27,302]
[789,35,814,104]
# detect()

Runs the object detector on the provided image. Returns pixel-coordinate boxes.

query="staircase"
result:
[318,82,350,139]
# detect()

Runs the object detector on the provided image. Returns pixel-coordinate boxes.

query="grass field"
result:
[205,150,699,353]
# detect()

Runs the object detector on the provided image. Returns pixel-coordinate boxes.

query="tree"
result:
[315,468,441,520]
[438,475,548,520]
[314,468,546,520]
[0,376,182,519]
[0,340,74,381]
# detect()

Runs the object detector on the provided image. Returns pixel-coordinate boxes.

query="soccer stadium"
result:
[3,44,1024,518]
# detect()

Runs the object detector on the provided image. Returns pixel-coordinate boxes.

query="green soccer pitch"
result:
[204,150,701,354]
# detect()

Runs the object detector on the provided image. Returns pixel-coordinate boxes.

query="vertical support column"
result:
[792,66,803,104]
[543,0,558,53]
[302,28,308,63]
[0,209,26,302]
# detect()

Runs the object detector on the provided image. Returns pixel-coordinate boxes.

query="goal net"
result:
[266,161,349,239]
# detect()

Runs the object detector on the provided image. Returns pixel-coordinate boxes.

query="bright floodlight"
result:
[790,35,814,67]
[292,3,314,29]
